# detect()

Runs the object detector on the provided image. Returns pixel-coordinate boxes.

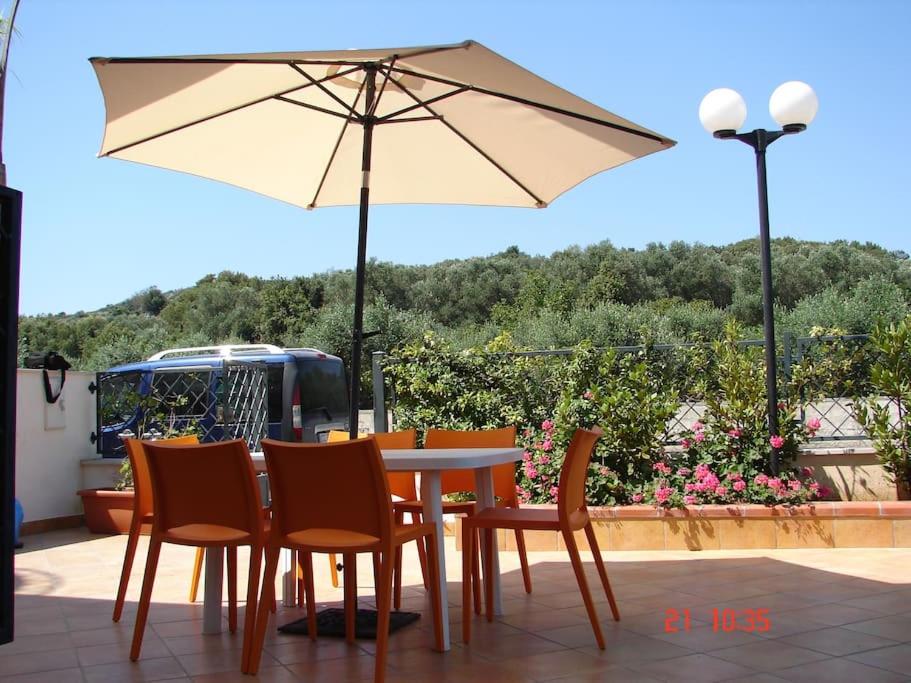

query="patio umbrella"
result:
[90,40,675,437]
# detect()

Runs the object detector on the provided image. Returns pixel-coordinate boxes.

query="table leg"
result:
[420,471,450,651]
[281,548,296,607]
[474,466,502,615]
[202,547,224,634]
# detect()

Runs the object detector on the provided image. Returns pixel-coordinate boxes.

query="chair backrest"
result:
[374,429,418,500]
[557,427,603,529]
[327,430,367,442]
[261,437,394,544]
[124,434,199,517]
[143,439,262,537]
[424,427,517,498]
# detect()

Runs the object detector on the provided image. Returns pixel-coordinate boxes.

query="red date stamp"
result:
[664,608,771,633]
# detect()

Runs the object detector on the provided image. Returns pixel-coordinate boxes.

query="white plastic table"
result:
[201,446,523,651]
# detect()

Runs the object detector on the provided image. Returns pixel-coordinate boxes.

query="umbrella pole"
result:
[348,65,377,439]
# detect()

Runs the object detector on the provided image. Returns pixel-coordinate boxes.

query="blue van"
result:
[93,344,349,456]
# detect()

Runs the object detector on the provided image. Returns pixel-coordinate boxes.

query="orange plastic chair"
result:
[460,427,620,649]
[130,439,266,672]
[112,435,213,623]
[324,429,428,608]
[247,437,444,682]
[393,426,526,613]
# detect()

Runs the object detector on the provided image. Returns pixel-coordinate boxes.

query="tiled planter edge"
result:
[453,502,911,550]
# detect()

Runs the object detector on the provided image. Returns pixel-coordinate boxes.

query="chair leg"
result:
[412,511,430,589]
[302,551,317,641]
[130,535,162,661]
[425,530,444,652]
[372,552,381,596]
[483,528,494,623]
[584,522,620,621]
[240,543,262,674]
[461,521,474,645]
[329,552,340,588]
[374,551,394,683]
[472,529,482,615]
[515,530,533,594]
[562,528,605,649]
[189,546,204,603]
[246,544,281,675]
[393,509,404,610]
[227,546,237,633]
[296,550,305,608]
[113,516,142,622]
[343,552,357,643]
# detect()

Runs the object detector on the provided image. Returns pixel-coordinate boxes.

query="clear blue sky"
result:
[6,0,910,316]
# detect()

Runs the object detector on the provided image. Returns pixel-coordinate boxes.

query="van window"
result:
[296,359,347,417]
[267,365,283,422]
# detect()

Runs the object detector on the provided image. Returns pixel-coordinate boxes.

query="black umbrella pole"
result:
[348,66,377,438]
[754,134,780,475]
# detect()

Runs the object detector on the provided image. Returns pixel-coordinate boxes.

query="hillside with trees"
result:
[18,238,911,379]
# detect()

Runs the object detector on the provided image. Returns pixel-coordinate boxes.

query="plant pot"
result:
[77,488,135,534]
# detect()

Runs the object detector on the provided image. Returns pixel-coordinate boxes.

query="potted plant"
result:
[854,318,911,500]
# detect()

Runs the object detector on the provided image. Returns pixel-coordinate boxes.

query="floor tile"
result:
[781,625,899,656]
[774,655,909,683]
[627,652,758,682]
[848,643,911,675]
[710,639,829,671]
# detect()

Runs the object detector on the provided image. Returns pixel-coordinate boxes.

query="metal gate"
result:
[222,361,269,452]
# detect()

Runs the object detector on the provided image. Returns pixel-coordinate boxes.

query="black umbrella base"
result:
[279,608,420,639]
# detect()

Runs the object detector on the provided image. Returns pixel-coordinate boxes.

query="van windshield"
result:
[296,359,347,417]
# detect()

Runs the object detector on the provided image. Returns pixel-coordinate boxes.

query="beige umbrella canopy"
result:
[90,39,675,433]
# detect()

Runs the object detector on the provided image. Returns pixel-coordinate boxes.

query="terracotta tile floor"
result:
[4,528,911,682]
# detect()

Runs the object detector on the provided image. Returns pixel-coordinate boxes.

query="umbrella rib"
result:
[307,79,367,209]
[100,65,364,157]
[289,63,364,121]
[377,86,469,123]
[273,95,352,120]
[388,65,670,145]
[379,65,547,208]
[369,56,397,117]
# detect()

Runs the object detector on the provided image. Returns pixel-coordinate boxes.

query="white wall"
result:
[15,369,99,522]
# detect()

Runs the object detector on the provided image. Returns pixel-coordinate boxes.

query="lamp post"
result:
[699,81,818,475]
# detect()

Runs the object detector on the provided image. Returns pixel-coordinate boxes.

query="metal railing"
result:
[371,333,887,442]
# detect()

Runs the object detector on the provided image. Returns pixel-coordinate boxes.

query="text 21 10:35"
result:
[664,608,770,633]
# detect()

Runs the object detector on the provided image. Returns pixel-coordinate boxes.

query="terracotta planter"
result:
[77,488,135,534]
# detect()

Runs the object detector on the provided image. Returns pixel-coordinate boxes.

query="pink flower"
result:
[692,421,705,432]
[777,402,786,410]
[542,439,553,452]
[788,480,801,491]
[767,477,782,490]
[694,464,711,480]
[702,473,720,489]
[714,486,728,496]
[726,472,743,481]
[754,474,769,485]
[539,454,551,465]
[728,428,742,438]
[655,486,675,504]
[808,481,820,492]
[818,485,832,498]
[541,419,554,432]
[684,495,697,505]
[653,462,672,475]
[801,467,813,477]
[599,466,610,476]
[733,480,746,492]
[523,428,533,438]
[677,467,692,477]
[694,432,706,443]
[583,390,594,400]
[549,486,559,501]
[770,435,785,449]
[523,462,538,479]
[684,483,696,493]
[681,438,692,449]
[522,451,532,462]
[806,417,821,432]
[631,493,644,503]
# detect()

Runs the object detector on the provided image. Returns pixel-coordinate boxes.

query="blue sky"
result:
[6,0,910,316]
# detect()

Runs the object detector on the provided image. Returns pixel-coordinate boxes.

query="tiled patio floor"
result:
[4,528,911,682]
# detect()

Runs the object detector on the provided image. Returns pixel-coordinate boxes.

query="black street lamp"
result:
[699,81,819,475]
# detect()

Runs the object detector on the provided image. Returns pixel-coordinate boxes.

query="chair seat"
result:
[394,499,475,515]
[466,507,560,531]
[283,522,435,552]
[164,524,254,544]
